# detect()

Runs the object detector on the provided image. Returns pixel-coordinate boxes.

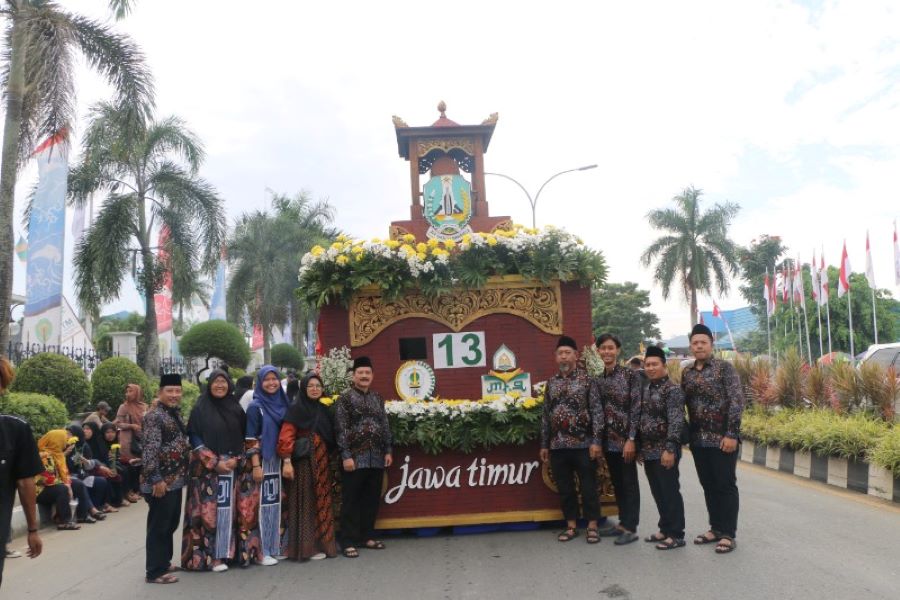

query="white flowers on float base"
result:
[384,393,542,421]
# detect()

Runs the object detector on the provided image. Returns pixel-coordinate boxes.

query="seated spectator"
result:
[83,402,112,427]
[65,425,113,519]
[35,431,81,530]
[85,422,128,507]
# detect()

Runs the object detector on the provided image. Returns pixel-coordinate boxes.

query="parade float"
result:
[298,104,615,528]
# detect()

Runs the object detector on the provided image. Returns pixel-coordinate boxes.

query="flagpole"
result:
[825,296,833,355]
[815,289,824,358]
[765,269,772,359]
[847,285,855,359]
[871,288,878,345]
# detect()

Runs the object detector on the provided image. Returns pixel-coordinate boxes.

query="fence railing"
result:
[4,341,115,377]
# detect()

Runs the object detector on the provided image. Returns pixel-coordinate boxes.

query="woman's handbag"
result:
[291,435,311,459]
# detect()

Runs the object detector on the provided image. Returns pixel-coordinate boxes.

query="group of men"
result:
[541,324,743,553]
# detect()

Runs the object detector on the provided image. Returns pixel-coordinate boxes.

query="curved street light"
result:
[485,164,597,228]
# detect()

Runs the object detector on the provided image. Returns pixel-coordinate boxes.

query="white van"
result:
[859,343,900,369]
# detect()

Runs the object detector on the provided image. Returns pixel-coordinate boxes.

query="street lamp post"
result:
[485,164,597,228]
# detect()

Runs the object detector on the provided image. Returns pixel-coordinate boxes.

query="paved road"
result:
[4,455,899,600]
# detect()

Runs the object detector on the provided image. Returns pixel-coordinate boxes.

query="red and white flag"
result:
[712,301,721,318]
[865,230,876,289]
[781,265,789,303]
[793,257,804,302]
[838,240,852,297]
[764,271,774,317]
[811,251,819,303]
[819,251,830,306]
[893,221,900,286]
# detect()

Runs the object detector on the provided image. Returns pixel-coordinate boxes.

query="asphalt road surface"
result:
[4,455,899,600]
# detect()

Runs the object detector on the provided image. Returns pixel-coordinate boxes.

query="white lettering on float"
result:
[384,455,540,504]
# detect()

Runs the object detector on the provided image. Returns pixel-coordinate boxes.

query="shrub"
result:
[11,353,91,414]
[270,343,304,371]
[320,346,352,397]
[775,349,804,408]
[829,361,861,413]
[870,427,900,476]
[91,357,151,414]
[228,367,247,381]
[179,320,251,369]
[180,381,201,416]
[0,392,69,438]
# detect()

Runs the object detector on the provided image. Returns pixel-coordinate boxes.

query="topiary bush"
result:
[0,392,69,438]
[270,343,304,371]
[11,353,91,415]
[91,357,151,414]
[179,320,251,369]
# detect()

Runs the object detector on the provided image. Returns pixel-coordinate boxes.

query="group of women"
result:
[34,386,150,530]
[181,367,337,572]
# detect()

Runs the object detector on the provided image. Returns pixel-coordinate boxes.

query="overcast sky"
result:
[9,0,900,339]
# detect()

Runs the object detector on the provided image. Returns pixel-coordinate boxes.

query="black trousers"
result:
[339,468,383,548]
[70,479,92,519]
[692,446,739,538]
[643,454,685,540]
[144,488,183,580]
[605,450,640,532]
[37,485,72,522]
[549,448,600,522]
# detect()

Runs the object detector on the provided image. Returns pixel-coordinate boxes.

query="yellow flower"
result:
[319,397,334,406]
[461,234,472,244]
[432,248,448,257]
[336,255,349,266]
[427,238,440,248]
[331,241,344,251]
[485,234,497,246]
[416,252,427,261]
[310,245,325,256]
[336,234,348,242]
[400,244,415,255]
[402,234,416,243]
[110,444,121,450]
[443,239,456,249]
[416,242,428,253]
[385,240,400,249]
[522,398,537,410]
[351,245,365,254]
[371,237,381,244]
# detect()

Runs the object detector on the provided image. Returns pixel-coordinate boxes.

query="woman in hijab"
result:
[65,424,113,517]
[114,383,149,503]
[85,422,127,508]
[181,369,246,572]
[35,431,80,530]
[277,373,338,561]
[237,365,290,567]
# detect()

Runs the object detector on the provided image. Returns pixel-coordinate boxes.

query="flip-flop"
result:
[656,538,686,550]
[645,533,667,543]
[364,540,386,550]
[342,547,359,558]
[146,573,179,584]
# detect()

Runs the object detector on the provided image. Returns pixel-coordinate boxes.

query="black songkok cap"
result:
[556,335,578,351]
[645,345,666,362]
[159,373,182,388]
[690,324,714,341]
[352,356,373,371]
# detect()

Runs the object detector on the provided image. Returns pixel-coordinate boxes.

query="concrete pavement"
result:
[4,454,899,600]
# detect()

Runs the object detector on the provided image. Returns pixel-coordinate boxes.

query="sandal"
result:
[342,547,359,558]
[364,540,386,550]
[557,528,578,542]
[715,537,736,554]
[585,528,600,544]
[146,573,179,584]
[656,537,686,550]
[693,531,719,545]
[645,532,667,543]
[78,515,97,524]
[165,565,182,573]
[57,523,81,531]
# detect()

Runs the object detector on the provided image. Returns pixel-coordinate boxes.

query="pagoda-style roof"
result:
[393,101,498,174]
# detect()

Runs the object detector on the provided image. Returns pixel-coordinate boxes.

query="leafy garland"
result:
[297,226,607,306]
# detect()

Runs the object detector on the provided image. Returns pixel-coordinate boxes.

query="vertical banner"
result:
[22,133,68,347]
[154,226,175,357]
[208,247,227,321]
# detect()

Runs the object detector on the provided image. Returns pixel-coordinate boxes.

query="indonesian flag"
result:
[865,230,876,289]
[811,251,819,303]
[764,271,774,317]
[838,240,851,297]
[819,251,830,306]
[793,258,804,302]
[895,221,900,286]
[782,265,790,303]
[712,301,722,319]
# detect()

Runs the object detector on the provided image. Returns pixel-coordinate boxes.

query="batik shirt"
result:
[140,404,190,494]
[335,387,392,470]
[596,365,640,453]
[681,357,744,448]
[637,376,685,461]
[541,368,603,450]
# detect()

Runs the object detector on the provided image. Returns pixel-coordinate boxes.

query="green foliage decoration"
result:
[270,343,305,370]
[179,320,251,369]
[90,357,151,414]
[0,392,69,438]
[11,353,91,415]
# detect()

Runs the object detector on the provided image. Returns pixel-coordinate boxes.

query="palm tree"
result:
[640,186,740,328]
[0,0,153,349]
[71,101,226,375]
[227,191,335,363]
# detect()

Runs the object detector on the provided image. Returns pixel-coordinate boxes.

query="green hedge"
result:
[270,343,304,371]
[91,357,151,414]
[11,353,91,415]
[742,408,898,474]
[0,392,69,438]
[179,321,251,369]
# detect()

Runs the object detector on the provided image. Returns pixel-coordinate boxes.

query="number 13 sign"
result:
[433,332,486,369]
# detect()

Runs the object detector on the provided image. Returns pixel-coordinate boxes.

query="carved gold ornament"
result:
[416,137,476,158]
[349,277,562,346]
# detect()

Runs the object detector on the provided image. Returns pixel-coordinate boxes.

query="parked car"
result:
[858,343,900,370]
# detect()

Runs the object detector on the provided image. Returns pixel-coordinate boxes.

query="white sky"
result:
[8,0,900,339]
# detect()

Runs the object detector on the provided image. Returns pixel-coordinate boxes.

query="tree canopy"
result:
[591,282,662,356]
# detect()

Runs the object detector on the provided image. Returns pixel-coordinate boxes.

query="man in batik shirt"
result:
[637,345,686,550]
[540,335,604,544]
[595,333,641,545]
[681,324,743,554]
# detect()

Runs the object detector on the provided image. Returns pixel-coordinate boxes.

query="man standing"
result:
[82,401,112,427]
[595,333,641,545]
[637,346,686,550]
[681,324,743,554]
[141,374,190,584]
[0,359,43,589]
[540,336,604,544]
[335,357,392,558]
